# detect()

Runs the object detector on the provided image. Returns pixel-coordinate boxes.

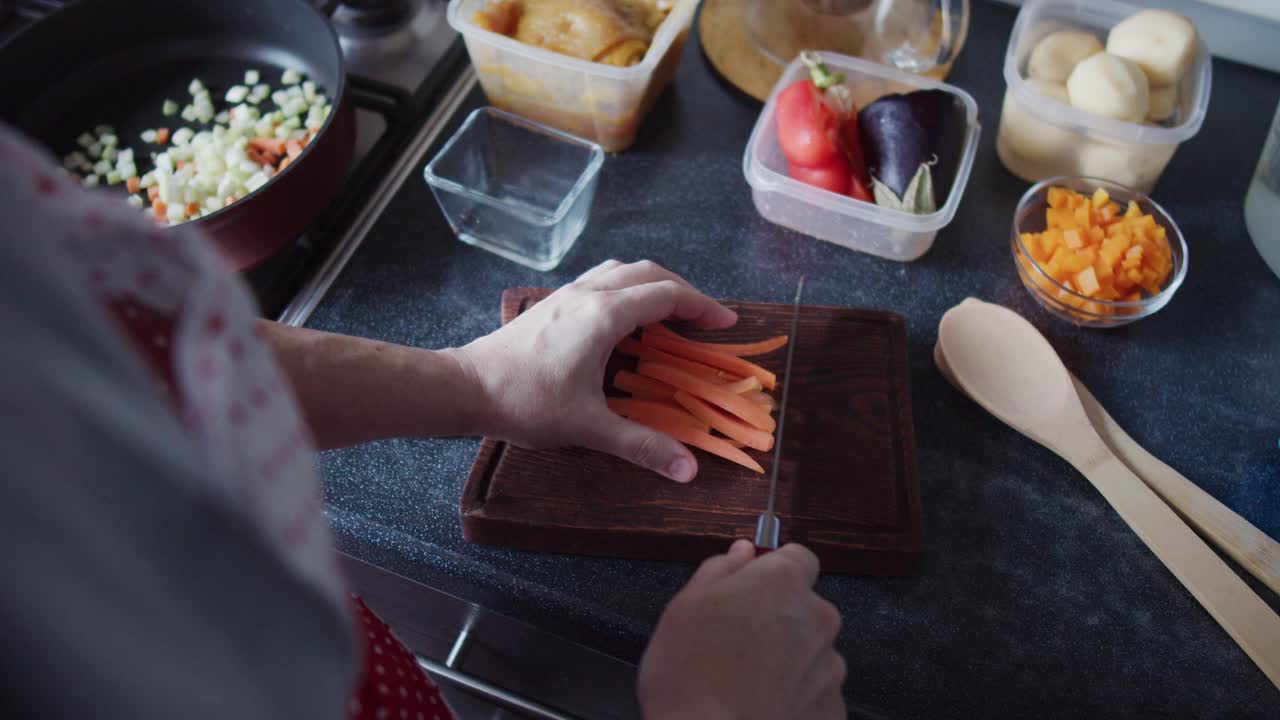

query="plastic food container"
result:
[424,107,604,271]
[996,0,1212,194]
[743,51,980,263]
[447,0,698,152]
[1012,176,1187,327]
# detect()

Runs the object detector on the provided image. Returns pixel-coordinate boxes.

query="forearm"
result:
[257,321,486,450]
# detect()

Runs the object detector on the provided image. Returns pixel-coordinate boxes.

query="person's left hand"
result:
[455,260,737,483]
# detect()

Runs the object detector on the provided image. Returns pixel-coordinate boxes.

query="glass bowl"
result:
[1011,176,1188,327]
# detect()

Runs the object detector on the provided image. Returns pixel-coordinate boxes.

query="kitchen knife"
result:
[754,277,805,553]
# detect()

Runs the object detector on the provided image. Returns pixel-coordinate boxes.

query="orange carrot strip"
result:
[674,391,774,452]
[642,333,777,390]
[718,435,747,449]
[638,362,776,432]
[744,390,777,411]
[611,405,765,474]
[125,176,141,193]
[250,137,288,156]
[154,127,170,145]
[616,337,725,383]
[613,369,677,402]
[645,325,789,357]
[720,376,762,394]
[605,398,709,434]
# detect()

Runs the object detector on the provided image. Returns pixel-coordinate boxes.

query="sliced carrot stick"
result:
[250,136,288,156]
[638,361,776,432]
[720,376,762,394]
[616,337,725,383]
[154,127,170,145]
[611,406,764,474]
[674,391,774,452]
[718,435,747,449]
[744,390,777,411]
[645,325,789,358]
[613,369,677,402]
[606,398,709,434]
[642,333,777,390]
[125,176,141,193]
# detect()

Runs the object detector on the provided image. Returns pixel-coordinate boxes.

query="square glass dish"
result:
[423,107,604,271]
[995,0,1212,193]
[743,51,981,263]
[446,0,698,152]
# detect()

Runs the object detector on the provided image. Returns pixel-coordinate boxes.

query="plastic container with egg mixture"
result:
[447,0,698,152]
[996,0,1212,193]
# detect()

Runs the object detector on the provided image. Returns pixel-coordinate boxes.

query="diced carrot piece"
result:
[638,362,776,432]
[175,160,187,171]
[673,391,774,452]
[643,325,789,358]
[613,369,676,402]
[605,397,709,434]
[152,200,167,219]
[285,140,304,159]
[642,334,777,390]
[147,186,160,201]
[185,202,199,218]
[609,400,764,474]
[278,156,293,171]
[1091,187,1110,208]
[616,336,724,382]
[1047,186,1071,209]
[126,176,141,193]
[250,136,287,156]
[1075,266,1100,296]
[155,127,170,145]
[1063,229,1083,249]
[224,196,237,207]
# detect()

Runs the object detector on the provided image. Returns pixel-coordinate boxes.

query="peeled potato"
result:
[1106,10,1198,88]
[1028,30,1105,84]
[1067,52,1150,123]
[997,79,1075,167]
[1027,77,1070,104]
[1146,85,1177,123]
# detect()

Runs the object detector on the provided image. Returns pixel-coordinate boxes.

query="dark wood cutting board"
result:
[461,288,925,575]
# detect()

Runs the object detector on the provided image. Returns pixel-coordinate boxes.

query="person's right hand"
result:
[637,540,846,720]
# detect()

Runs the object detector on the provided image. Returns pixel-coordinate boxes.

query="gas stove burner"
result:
[331,0,417,38]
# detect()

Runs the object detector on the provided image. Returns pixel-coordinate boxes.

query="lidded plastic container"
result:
[447,0,698,152]
[743,51,980,262]
[996,0,1212,193]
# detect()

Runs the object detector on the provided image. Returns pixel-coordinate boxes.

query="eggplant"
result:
[857,89,967,214]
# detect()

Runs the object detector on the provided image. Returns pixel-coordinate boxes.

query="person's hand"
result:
[637,541,847,720]
[456,259,737,483]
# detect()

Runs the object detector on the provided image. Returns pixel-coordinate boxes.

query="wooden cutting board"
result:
[461,288,925,574]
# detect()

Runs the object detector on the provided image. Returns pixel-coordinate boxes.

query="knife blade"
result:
[753,277,805,553]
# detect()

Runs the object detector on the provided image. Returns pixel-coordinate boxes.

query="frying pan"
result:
[0,0,355,270]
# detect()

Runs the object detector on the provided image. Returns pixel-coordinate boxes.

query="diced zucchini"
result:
[87,142,103,159]
[93,160,111,175]
[162,99,179,116]
[281,68,302,85]
[172,128,194,146]
[245,69,261,85]
[180,106,198,122]
[141,129,158,143]
[127,195,144,209]
[273,125,291,140]
[302,81,317,103]
[100,133,118,147]
[77,133,95,148]
[225,85,249,103]
[82,174,100,188]
[103,147,118,162]
[167,202,186,221]
[106,170,122,185]
[140,171,156,188]
[188,78,205,96]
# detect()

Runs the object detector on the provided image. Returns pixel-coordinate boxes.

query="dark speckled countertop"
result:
[305,1,1280,717]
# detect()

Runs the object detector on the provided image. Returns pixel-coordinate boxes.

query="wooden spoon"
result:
[937,298,1280,689]
[934,341,1280,597]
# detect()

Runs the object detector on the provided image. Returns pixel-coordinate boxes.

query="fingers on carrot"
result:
[605,398,709,434]
[613,369,677,402]
[638,361,776,433]
[673,391,774,452]
[609,402,765,474]
[641,333,777,390]
[615,336,725,383]
[645,324,789,357]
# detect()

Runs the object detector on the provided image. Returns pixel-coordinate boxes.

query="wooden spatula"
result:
[937,298,1280,690]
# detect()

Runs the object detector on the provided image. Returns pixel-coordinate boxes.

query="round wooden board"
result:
[699,0,784,102]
